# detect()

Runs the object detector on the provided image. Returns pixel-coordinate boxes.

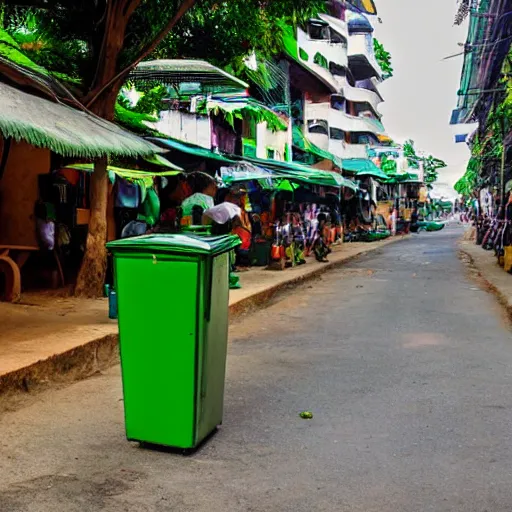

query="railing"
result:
[341,81,383,114]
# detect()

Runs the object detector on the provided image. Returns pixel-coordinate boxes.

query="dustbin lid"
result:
[107,233,240,256]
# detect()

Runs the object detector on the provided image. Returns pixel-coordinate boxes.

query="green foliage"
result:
[403,139,447,185]
[454,157,479,197]
[4,0,326,105]
[0,26,47,74]
[373,38,393,79]
[457,49,512,197]
[155,0,325,71]
[380,154,397,174]
[197,99,288,132]
[313,52,328,69]
[114,103,158,135]
[4,6,92,85]
[130,84,168,116]
[4,1,185,88]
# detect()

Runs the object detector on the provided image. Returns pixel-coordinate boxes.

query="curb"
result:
[0,334,119,402]
[0,236,407,403]
[459,247,512,317]
[229,236,407,318]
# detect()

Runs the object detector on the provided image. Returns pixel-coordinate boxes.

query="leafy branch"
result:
[373,38,393,80]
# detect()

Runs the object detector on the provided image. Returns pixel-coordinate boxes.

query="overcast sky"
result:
[372,0,473,192]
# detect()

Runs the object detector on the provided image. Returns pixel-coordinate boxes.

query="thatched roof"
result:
[0,80,161,158]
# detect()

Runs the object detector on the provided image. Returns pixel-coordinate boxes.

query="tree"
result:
[5,0,326,296]
[454,156,480,197]
[403,139,447,185]
[5,0,197,296]
[155,0,325,72]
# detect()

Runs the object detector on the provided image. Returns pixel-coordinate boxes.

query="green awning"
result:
[386,173,421,184]
[220,162,273,186]
[342,158,389,181]
[292,126,343,167]
[63,163,182,179]
[243,156,358,190]
[399,173,422,183]
[148,137,237,164]
[143,153,183,170]
[356,168,389,181]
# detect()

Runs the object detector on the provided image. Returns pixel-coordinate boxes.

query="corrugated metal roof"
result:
[129,60,248,91]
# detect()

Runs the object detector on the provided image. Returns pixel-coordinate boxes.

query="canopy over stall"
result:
[292,126,343,168]
[341,158,388,181]
[129,60,249,93]
[0,82,161,158]
[241,156,358,190]
[147,137,237,170]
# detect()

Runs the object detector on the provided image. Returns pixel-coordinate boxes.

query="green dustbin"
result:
[107,233,240,450]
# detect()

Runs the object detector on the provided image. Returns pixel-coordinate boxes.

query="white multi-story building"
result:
[284,8,387,165]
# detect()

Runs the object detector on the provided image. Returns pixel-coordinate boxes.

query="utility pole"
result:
[501,136,506,206]
[500,115,507,207]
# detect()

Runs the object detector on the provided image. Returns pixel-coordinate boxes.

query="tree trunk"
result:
[74,83,121,297]
[74,0,129,297]
[74,157,109,297]
[74,0,196,297]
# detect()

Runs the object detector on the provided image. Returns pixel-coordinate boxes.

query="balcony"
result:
[318,14,349,42]
[347,33,381,81]
[328,138,369,159]
[341,81,383,116]
[340,142,369,159]
[305,118,330,151]
[296,21,348,93]
[305,101,385,159]
[328,105,385,135]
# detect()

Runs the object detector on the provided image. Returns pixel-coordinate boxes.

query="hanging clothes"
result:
[115,178,141,209]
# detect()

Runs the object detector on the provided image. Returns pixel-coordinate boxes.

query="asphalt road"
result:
[2,225,512,512]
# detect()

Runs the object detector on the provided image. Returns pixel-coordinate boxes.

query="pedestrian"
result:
[180,172,218,226]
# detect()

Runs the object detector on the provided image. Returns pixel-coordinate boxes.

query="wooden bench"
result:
[0,245,64,302]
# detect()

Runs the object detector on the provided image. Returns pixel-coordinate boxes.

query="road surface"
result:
[2,226,512,512]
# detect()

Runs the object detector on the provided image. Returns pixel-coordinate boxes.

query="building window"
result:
[329,63,346,77]
[330,95,345,112]
[351,133,378,145]
[353,102,375,118]
[330,128,345,140]
[330,29,347,46]
[242,119,257,140]
[308,20,330,40]
[308,119,329,136]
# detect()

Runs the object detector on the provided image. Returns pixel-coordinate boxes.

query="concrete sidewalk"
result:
[0,236,406,400]
[459,240,512,314]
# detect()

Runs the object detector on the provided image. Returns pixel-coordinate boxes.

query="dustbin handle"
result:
[204,257,213,322]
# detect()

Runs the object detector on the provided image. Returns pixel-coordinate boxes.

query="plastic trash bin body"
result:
[107,234,240,449]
